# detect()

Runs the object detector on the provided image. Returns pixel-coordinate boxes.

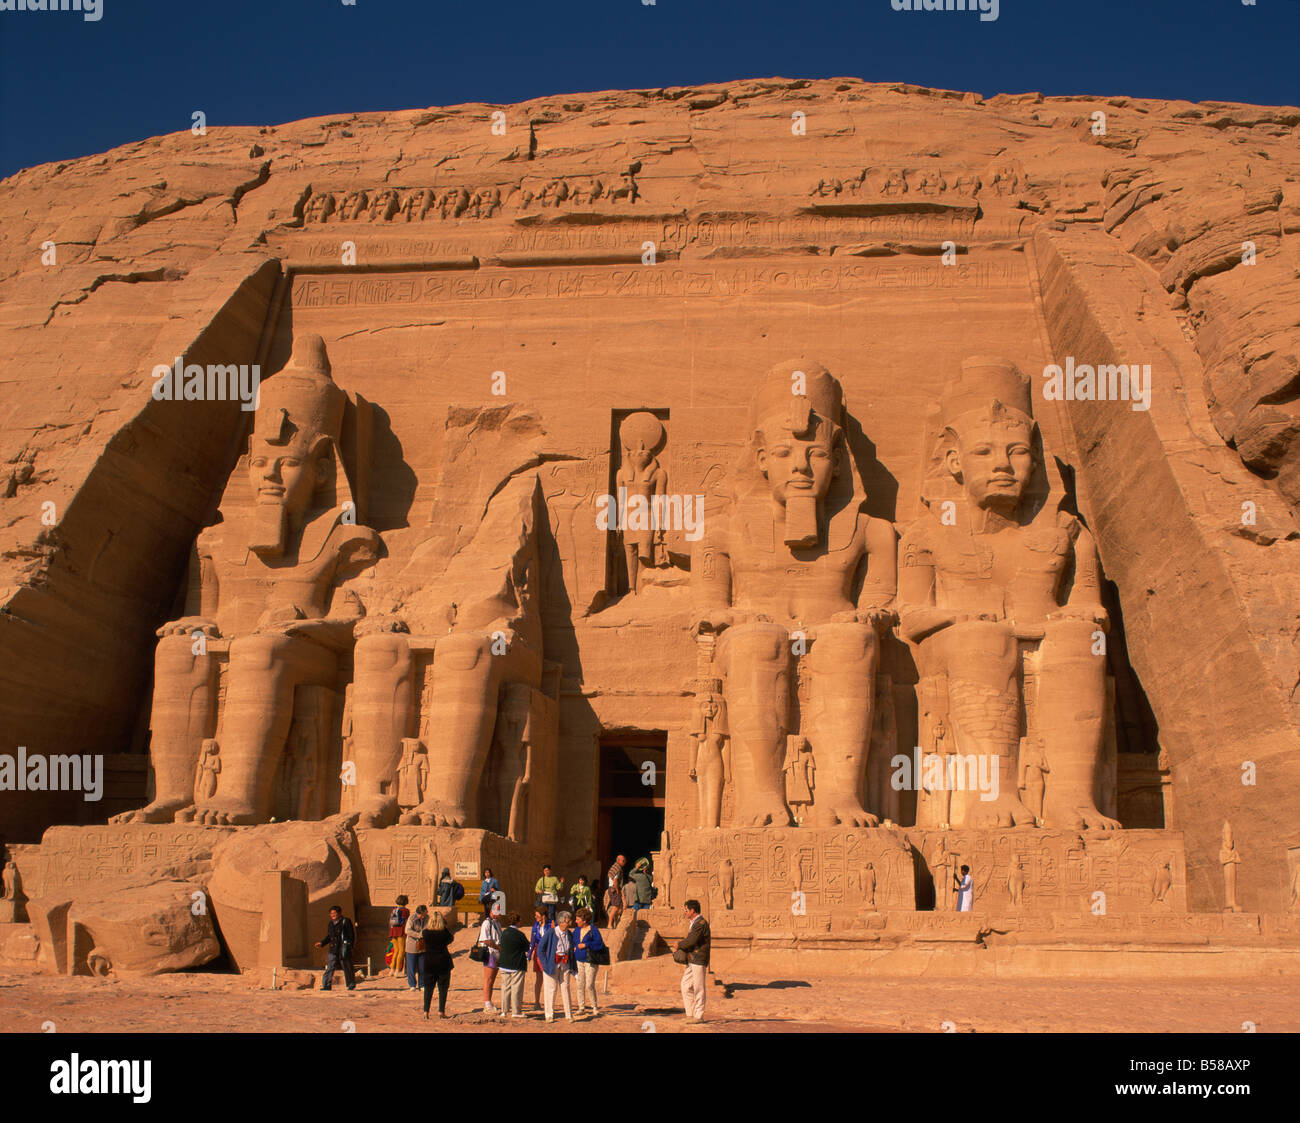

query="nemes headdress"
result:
[254,332,346,449]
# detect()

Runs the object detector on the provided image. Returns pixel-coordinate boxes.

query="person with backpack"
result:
[527,906,552,1011]
[386,894,410,977]
[534,864,564,924]
[605,854,627,928]
[572,907,607,1018]
[404,904,429,991]
[436,867,464,909]
[315,905,357,992]
[497,913,530,1019]
[421,908,455,1019]
[476,908,502,1012]
[630,858,654,914]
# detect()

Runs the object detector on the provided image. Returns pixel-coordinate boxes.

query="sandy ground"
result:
[2,963,1296,1034]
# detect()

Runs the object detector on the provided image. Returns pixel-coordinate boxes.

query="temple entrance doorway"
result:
[596,734,666,886]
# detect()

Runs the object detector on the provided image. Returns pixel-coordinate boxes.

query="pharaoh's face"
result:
[946,419,1034,512]
[248,436,323,517]
[756,419,837,506]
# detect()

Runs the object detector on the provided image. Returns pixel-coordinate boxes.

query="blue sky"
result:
[1,0,1297,178]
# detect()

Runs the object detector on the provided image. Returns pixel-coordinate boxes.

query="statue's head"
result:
[751,360,846,547]
[940,357,1036,516]
[248,332,346,555]
[619,411,664,474]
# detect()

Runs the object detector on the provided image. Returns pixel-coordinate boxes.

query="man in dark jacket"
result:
[316,905,357,991]
[675,899,710,1023]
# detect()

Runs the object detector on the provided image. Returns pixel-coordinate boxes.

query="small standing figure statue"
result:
[1018,735,1049,826]
[1220,820,1242,913]
[660,847,674,909]
[396,738,427,814]
[616,411,668,596]
[924,716,954,830]
[689,680,731,828]
[861,862,877,911]
[782,735,815,825]
[195,739,221,802]
[718,857,735,910]
[1152,859,1173,905]
[929,835,951,913]
[1007,855,1026,907]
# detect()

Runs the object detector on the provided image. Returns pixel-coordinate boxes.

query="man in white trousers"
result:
[675,899,711,1024]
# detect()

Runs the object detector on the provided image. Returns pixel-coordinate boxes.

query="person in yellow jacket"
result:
[535,865,564,924]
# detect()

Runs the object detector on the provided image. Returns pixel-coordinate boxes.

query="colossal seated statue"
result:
[898,356,1119,831]
[346,470,549,831]
[691,360,897,828]
[113,333,380,826]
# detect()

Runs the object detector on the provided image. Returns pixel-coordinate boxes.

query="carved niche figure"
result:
[1221,820,1242,913]
[782,736,815,825]
[0,857,26,922]
[194,739,221,802]
[929,835,952,913]
[396,738,428,812]
[899,357,1119,831]
[920,715,954,830]
[692,361,897,827]
[688,680,731,829]
[616,412,668,595]
[1018,735,1049,825]
[1008,855,1026,906]
[112,333,380,826]
[861,861,876,910]
[1152,859,1173,904]
[660,850,673,909]
[718,857,735,910]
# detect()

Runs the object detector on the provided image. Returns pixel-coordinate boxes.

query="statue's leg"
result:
[195,634,336,825]
[1038,617,1121,830]
[417,633,500,828]
[699,741,724,828]
[929,620,1035,828]
[350,632,414,828]
[112,634,216,824]
[719,622,792,827]
[805,621,880,827]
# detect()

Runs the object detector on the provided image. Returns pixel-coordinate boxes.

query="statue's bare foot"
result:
[354,795,399,829]
[415,801,467,828]
[193,804,260,826]
[736,795,791,828]
[807,799,880,828]
[1044,801,1121,831]
[966,792,1038,829]
[109,800,191,826]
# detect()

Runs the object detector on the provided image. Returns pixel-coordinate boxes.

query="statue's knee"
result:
[435,632,494,673]
[354,631,411,674]
[721,622,790,669]
[809,621,877,668]
[229,633,284,671]
[155,633,203,673]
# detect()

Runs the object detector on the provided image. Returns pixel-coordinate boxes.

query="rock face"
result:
[1,78,1299,916]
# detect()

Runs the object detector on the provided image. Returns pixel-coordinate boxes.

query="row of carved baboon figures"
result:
[302,163,643,223]
[810,162,1027,199]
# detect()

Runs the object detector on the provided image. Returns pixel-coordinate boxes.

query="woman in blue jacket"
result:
[536,910,578,1022]
[572,907,605,1017]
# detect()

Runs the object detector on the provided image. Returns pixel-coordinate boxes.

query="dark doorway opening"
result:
[596,734,666,876]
